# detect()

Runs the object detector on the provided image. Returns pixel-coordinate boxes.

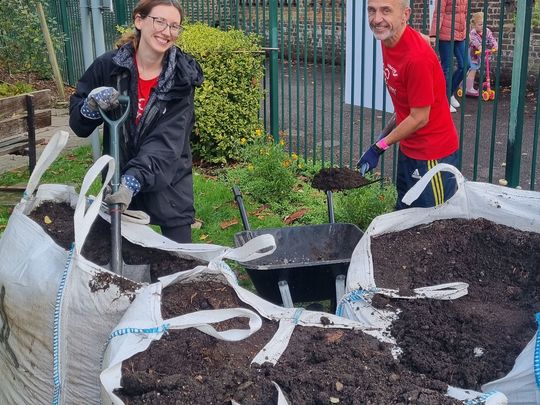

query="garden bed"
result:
[370,217,540,390]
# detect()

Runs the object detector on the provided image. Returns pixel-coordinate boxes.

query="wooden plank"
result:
[0,184,27,191]
[0,138,45,155]
[0,110,51,140]
[0,90,51,120]
[0,134,30,147]
[0,140,28,155]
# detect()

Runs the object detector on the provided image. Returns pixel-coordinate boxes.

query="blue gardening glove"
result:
[357,143,385,176]
[357,115,395,175]
[103,175,140,213]
[81,86,119,120]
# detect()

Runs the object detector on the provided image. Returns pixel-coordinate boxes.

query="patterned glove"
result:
[104,183,133,213]
[103,175,141,213]
[81,87,119,120]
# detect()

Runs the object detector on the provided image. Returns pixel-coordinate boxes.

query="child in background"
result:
[466,11,498,97]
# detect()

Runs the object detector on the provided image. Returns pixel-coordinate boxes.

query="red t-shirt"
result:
[136,76,158,125]
[381,26,458,160]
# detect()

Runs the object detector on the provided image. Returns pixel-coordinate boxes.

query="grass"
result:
[192,170,284,247]
[0,145,286,245]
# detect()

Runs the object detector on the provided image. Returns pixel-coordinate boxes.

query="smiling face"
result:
[367,0,410,47]
[135,4,182,56]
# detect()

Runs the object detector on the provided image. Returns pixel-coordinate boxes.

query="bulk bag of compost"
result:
[101,263,495,404]
[341,163,539,403]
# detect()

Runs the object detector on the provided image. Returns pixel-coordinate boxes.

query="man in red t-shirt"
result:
[358,0,459,209]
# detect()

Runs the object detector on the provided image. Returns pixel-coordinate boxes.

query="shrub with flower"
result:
[230,132,298,205]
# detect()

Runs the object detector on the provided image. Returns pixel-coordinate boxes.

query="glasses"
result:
[146,15,183,35]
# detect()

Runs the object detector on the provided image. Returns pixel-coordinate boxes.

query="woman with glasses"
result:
[69,0,203,243]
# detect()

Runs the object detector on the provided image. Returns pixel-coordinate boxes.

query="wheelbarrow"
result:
[232,186,364,312]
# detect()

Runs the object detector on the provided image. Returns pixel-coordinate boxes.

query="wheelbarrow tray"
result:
[234,223,363,304]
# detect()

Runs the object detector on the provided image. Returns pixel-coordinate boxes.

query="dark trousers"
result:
[438,40,466,95]
[395,150,459,210]
[161,224,192,243]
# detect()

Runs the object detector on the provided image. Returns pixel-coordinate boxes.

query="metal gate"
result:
[47,0,539,190]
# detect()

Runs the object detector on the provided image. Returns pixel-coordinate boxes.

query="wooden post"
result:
[25,94,37,174]
[36,2,65,101]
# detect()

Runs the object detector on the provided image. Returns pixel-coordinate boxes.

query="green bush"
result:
[227,135,298,206]
[0,0,64,78]
[0,82,33,97]
[178,24,265,164]
[334,179,397,230]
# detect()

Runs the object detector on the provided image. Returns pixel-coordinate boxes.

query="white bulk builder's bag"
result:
[0,131,135,404]
[0,132,277,405]
[101,263,365,405]
[340,164,540,404]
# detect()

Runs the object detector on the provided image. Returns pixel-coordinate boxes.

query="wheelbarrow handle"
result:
[232,186,251,231]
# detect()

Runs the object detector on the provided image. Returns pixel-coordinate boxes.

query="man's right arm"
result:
[382,106,431,148]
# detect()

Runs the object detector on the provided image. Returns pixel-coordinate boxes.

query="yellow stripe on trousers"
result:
[427,160,444,205]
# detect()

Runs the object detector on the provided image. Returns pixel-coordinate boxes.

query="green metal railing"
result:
[45,0,539,190]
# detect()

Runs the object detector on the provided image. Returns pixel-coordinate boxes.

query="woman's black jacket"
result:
[69,43,204,227]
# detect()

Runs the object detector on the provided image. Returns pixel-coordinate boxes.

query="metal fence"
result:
[47,0,539,190]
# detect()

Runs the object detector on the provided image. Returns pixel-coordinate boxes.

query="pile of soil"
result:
[28,201,206,283]
[370,217,540,390]
[311,167,372,191]
[117,280,460,404]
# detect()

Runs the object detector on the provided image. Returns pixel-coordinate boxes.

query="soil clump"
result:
[370,217,540,390]
[117,281,460,404]
[311,167,372,191]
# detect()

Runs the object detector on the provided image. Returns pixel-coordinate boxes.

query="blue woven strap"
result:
[292,308,304,324]
[107,324,171,342]
[335,288,376,317]
[465,391,500,405]
[52,243,75,405]
[535,312,540,389]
